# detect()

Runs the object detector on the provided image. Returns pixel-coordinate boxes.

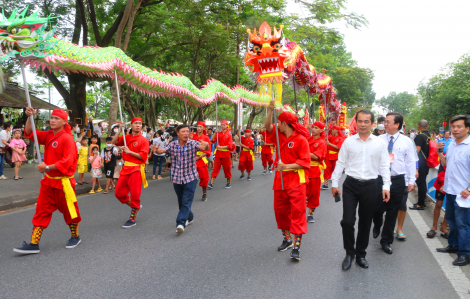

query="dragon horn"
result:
[7,19,25,32]
[7,8,18,21]
[18,5,29,19]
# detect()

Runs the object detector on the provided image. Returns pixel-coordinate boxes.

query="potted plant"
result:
[26,154,34,164]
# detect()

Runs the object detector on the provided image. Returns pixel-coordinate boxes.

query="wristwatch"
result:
[45,165,50,171]
[467,187,470,192]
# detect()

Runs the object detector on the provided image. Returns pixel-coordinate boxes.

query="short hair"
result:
[444,130,451,135]
[69,122,77,128]
[92,147,99,152]
[3,122,12,129]
[176,124,189,132]
[81,136,88,141]
[450,115,470,128]
[157,130,163,136]
[377,116,386,123]
[418,119,428,128]
[105,137,113,142]
[386,112,404,130]
[147,128,152,133]
[355,109,375,123]
[91,135,98,140]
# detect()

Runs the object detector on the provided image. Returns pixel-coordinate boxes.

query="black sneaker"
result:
[202,195,207,201]
[277,240,293,251]
[321,185,329,190]
[65,236,81,249]
[122,220,136,229]
[225,183,231,189]
[247,176,252,181]
[13,241,40,255]
[239,175,245,180]
[262,171,267,175]
[290,248,300,261]
[208,183,213,189]
[307,215,315,223]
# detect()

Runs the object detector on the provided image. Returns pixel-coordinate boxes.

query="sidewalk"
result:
[0,162,170,212]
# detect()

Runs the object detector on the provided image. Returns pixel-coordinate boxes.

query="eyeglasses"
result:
[383,120,395,124]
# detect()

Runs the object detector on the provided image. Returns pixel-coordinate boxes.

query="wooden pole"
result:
[272,88,284,190]
[114,70,126,146]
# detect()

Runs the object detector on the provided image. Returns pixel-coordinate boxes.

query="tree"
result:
[377,91,417,116]
[331,67,375,109]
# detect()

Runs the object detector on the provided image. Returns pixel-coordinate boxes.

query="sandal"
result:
[77,182,83,185]
[396,233,407,240]
[427,230,437,238]
[394,227,397,234]
[89,190,95,194]
[97,188,103,192]
[103,191,108,194]
[441,232,449,239]
[83,181,89,184]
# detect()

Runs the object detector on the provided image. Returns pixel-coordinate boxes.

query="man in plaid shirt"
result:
[155,124,209,234]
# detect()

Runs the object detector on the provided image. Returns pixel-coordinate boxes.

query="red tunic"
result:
[25,129,77,189]
[307,136,327,178]
[116,134,149,176]
[260,129,274,154]
[192,133,211,168]
[239,135,254,160]
[267,129,311,190]
[327,134,343,160]
[214,130,233,158]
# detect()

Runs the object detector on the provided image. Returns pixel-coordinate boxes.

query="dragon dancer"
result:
[111,118,149,228]
[264,101,311,261]
[192,121,211,201]
[238,128,255,181]
[209,120,233,189]
[14,108,82,254]
[322,125,344,190]
[260,127,274,175]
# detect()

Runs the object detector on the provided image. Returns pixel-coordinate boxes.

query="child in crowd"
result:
[110,131,123,185]
[89,146,103,194]
[10,129,27,180]
[101,137,118,194]
[152,130,166,180]
[77,136,89,184]
[89,135,99,157]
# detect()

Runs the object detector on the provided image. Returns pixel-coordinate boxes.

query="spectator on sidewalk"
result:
[410,128,416,140]
[372,116,385,136]
[77,137,89,185]
[436,115,470,266]
[438,131,452,154]
[93,122,103,151]
[10,129,27,180]
[101,137,119,194]
[88,146,103,194]
[427,164,448,239]
[152,130,167,180]
[0,122,12,180]
[410,120,431,210]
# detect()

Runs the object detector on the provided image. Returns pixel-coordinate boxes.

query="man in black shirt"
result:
[410,119,431,210]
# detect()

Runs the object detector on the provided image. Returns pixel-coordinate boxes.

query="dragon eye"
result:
[253,46,260,52]
[11,28,16,34]
[274,43,281,50]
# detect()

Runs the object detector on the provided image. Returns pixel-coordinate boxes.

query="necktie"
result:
[388,136,394,154]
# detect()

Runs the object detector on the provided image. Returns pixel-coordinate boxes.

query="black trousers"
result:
[341,176,377,259]
[373,175,406,245]
[416,162,429,207]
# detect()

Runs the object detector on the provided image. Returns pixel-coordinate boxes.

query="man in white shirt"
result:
[332,110,391,270]
[372,112,416,254]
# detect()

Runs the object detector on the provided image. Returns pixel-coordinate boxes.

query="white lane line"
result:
[407,198,470,298]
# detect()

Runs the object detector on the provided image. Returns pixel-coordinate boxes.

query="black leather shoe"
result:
[382,244,393,254]
[373,227,380,239]
[453,255,470,266]
[436,245,459,253]
[356,257,369,269]
[342,254,354,270]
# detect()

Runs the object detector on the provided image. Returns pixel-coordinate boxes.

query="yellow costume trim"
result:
[197,151,208,164]
[213,148,229,155]
[310,160,327,183]
[124,161,148,188]
[328,150,338,154]
[282,168,306,184]
[242,147,255,161]
[45,175,78,219]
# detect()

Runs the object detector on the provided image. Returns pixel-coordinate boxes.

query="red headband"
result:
[278,111,310,139]
[221,120,229,125]
[131,117,142,124]
[51,109,68,121]
[312,121,325,130]
[245,129,251,133]
[197,121,206,128]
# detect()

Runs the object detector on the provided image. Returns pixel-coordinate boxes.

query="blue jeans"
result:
[173,179,197,227]
[446,194,470,256]
[0,153,4,176]
[153,155,164,176]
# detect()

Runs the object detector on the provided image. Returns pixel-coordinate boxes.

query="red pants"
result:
[274,184,307,235]
[306,177,321,209]
[211,156,232,179]
[238,155,253,172]
[115,171,142,209]
[261,152,273,167]
[198,165,209,187]
[32,184,81,228]
[324,159,337,180]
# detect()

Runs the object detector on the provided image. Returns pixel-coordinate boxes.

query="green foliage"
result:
[331,67,375,109]
[377,91,417,116]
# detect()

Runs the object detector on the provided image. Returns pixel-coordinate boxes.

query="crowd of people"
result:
[5,104,470,271]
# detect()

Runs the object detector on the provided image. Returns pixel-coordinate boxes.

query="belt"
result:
[328,150,338,154]
[196,151,208,164]
[310,160,327,182]
[391,174,405,180]
[124,161,148,188]
[281,168,306,184]
[346,175,376,185]
[45,175,78,219]
[242,148,255,161]
[213,148,229,155]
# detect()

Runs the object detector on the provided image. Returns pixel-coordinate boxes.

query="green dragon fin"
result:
[7,8,18,21]
[18,5,29,19]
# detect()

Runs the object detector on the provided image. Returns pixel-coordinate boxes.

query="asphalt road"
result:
[0,160,464,298]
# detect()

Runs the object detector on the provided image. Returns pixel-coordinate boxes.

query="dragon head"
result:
[244,22,288,84]
[0,6,58,61]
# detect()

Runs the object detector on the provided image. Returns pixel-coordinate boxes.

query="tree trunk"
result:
[67,73,87,123]
[246,106,264,129]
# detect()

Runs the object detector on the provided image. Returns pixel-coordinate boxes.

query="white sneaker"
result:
[176,225,184,234]
[186,219,194,226]
[0,175,7,180]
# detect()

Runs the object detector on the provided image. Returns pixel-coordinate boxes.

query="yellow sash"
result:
[213,148,229,155]
[310,160,327,183]
[124,161,148,188]
[45,175,78,219]
[197,151,208,164]
[242,148,255,161]
[281,168,306,184]
[271,147,274,154]
[328,150,338,154]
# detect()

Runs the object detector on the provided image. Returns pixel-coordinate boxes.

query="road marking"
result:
[407,198,470,298]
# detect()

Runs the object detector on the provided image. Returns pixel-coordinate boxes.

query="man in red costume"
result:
[306,121,328,223]
[264,100,311,261]
[237,128,255,181]
[192,121,211,201]
[14,108,81,254]
[260,126,274,175]
[322,125,344,190]
[209,120,233,189]
[112,118,149,228]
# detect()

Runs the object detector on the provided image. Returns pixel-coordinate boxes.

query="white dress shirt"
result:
[379,132,417,185]
[332,133,391,190]
[443,135,470,195]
